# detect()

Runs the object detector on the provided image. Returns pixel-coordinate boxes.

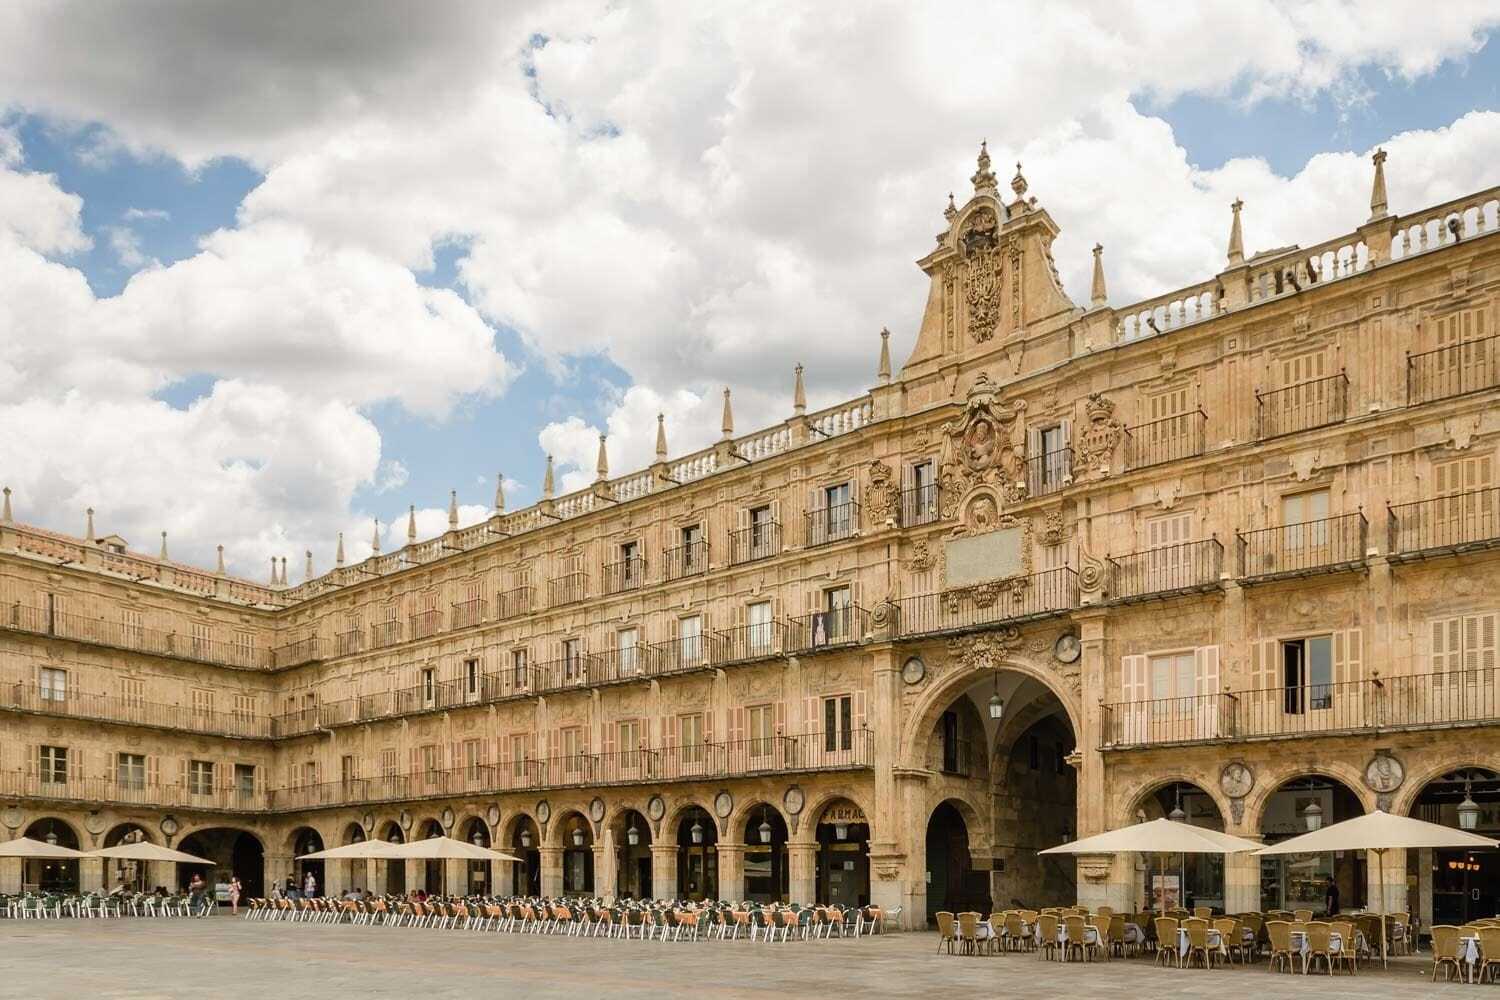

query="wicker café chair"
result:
[1328,920,1358,974]
[1193,906,1212,920]
[1430,925,1463,983]
[1213,917,1246,965]
[1478,925,1500,984]
[1303,921,1334,976]
[1153,917,1180,967]
[1037,913,1060,961]
[1062,914,1091,962]
[1292,908,1313,924]
[1266,920,1297,974]
[1181,917,1213,969]
[956,911,981,956]
[935,911,957,955]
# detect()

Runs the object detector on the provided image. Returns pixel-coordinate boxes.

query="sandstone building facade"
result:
[3,146,1500,929]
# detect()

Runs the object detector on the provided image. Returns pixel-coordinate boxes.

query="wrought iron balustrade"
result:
[1123,410,1207,470]
[805,502,860,547]
[896,567,1078,638]
[900,483,942,527]
[1106,538,1223,603]
[1388,486,1500,559]
[1255,371,1348,439]
[602,557,646,595]
[1236,511,1367,582]
[1407,333,1500,405]
[1025,448,1073,497]
[549,573,588,607]
[662,541,709,580]
[786,605,869,653]
[729,521,781,564]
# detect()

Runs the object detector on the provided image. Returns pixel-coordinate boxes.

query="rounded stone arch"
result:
[1120,774,1234,831]
[795,789,875,846]
[23,815,81,847]
[664,797,719,840]
[281,823,329,857]
[548,808,594,850]
[103,821,155,847]
[927,791,990,846]
[729,797,787,839]
[174,823,265,854]
[375,819,405,844]
[455,813,491,846]
[499,810,538,847]
[339,821,368,846]
[1392,756,1500,817]
[1243,762,1376,835]
[898,654,1083,772]
[412,816,444,841]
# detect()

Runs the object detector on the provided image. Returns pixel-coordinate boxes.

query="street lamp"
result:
[690,819,704,845]
[1303,801,1323,832]
[834,822,849,841]
[1459,777,1481,832]
[520,828,533,849]
[988,672,1004,720]
[572,825,585,848]
[758,809,772,844]
[626,821,640,847]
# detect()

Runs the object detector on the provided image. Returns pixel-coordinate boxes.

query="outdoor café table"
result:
[1177,927,1224,959]
[1462,935,1481,982]
[1288,929,1364,969]
[1035,922,1099,958]
[1123,922,1145,947]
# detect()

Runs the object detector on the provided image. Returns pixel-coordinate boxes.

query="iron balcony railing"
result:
[717,620,784,664]
[0,771,268,812]
[1407,333,1500,406]
[805,502,860,547]
[450,597,486,629]
[496,586,533,620]
[1026,447,1073,497]
[1255,371,1349,440]
[602,557,646,595]
[370,619,403,648]
[335,628,362,657]
[896,567,1078,638]
[0,604,269,670]
[1102,669,1500,749]
[1388,486,1500,560]
[662,541,709,581]
[1123,410,1207,470]
[1236,511,1367,582]
[408,608,443,640]
[1106,538,1223,603]
[535,651,596,689]
[647,632,723,674]
[786,605,869,653]
[270,636,322,668]
[900,483,941,527]
[549,573,587,606]
[729,521,781,564]
[2,681,272,739]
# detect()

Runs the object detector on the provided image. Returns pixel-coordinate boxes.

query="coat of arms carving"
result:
[938,372,1027,517]
[1075,392,1123,475]
[864,460,900,524]
[960,208,1002,343]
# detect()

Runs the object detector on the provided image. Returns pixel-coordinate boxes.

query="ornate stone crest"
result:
[1075,393,1123,475]
[939,373,1027,516]
[1038,508,1067,548]
[906,538,937,573]
[960,208,1002,342]
[864,460,900,524]
[946,628,1024,668]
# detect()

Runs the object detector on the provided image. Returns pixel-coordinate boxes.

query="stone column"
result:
[1418,848,1433,931]
[79,857,104,894]
[404,859,424,895]
[592,840,615,900]
[787,843,818,905]
[265,854,295,897]
[650,845,677,900]
[897,772,929,928]
[539,846,563,897]
[868,850,904,919]
[322,858,347,899]
[443,859,466,896]
[0,858,20,894]
[717,842,745,903]
[367,859,387,897]
[1369,847,1405,916]
[1076,609,1108,838]
[1223,835,1263,913]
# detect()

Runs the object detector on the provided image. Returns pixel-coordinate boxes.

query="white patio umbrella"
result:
[0,836,87,859]
[385,836,521,863]
[295,839,402,860]
[1255,809,1500,967]
[86,842,213,865]
[1041,818,1262,916]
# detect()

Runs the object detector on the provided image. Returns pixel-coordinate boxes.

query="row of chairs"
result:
[1,894,214,919]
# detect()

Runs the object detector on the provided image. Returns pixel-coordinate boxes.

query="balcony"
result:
[549,573,587,607]
[1123,410,1207,470]
[787,605,869,654]
[602,557,646,595]
[535,651,596,689]
[1,681,272,739]
[717,620,784,664]
[335,628,362,657]
[648,632,723,675]
[450,597,486,629]
[1255,371,1348,440]
[900,483,942,527]
[1236,512,1367,583]
[729,521,781,564]
[1102,669,1500,750]
[0,603,270,670]
[270,704,322,737]
[408,608,443,641]
[1106,538,1224,604]
[496,586,533,620]
[896,567,1079,638]
[1407,333,1500,405]
[1025,448,1073,497]
[0,771,267,812]
[662,541,709,581]
[271,636,323,669]
[805,502,860,547]
[370,619,403,648]
[1388,487,1500,562]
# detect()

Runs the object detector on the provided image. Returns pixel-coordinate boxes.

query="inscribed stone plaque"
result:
[944,527,1024,589]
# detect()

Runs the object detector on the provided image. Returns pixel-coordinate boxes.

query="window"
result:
[39,667,66,703]
[233,630,255,666]
[561,727,585,773]
[1281,635,1335,713]
[679,615,703,666]
[1281,488,1330,551]
[1432,614,1498,685]
[619,719,641,769]
[188,759,215,796]
[462,738,482,780]
[1028,734,1040,770]
[816,586,852,644]
[1145,512,1193,586]
[679,524,705,574]
[341,755,357,787]
[619,540,641,588]
[122,608,144,647]
[905,460,938,525]
[235,763,256,797]
[749,505,774,556]
[510,734,530,778]
[1433,456,1496,547]
[378,749,397,778]
[617,627,639,675]
[38,745,67,784]
[118,677,144,710]
[1149,651,1198,701]
[1032,423,1072,492]
[563,638,583,681]
[421,667,436,707]
[825,482,852,539]
[940,710,962,773]
[464,658,480,700]
[302,760,319,788]
[748,704,774,757]
[679,713,705,764]
[747,601,773,655]
[823,694,853,753]
[117,753,145,790]
[511,648,530,689]
[191,688,214,722]
[189,622,212,657]
[232,693,255,725]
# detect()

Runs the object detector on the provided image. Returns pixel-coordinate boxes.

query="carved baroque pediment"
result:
[938,372,1028,518]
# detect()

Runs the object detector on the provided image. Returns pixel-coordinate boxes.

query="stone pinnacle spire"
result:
[493,472,505,513]
[304,549,314,581]
[371,519,381,556]
[407,504,418,543]
[595,434,609,482]
[971,140,997,195]
[280,556,287,585]
[655,414,668,461]
[270,557,278,585]
[1369,148,1389,221]
[877,328,892,384]
[85,507,95,543]
[1226,198,1245,267]
[1,486,10,523]
[159,531,168,561]
[793,364,806,416]
[721,387,734,440]
[447,490,459,529]
[1090,243,1107,307]
[335,532,345,567]
[943,192,957,222]
[215,544,225,575]
[542,455,555,499]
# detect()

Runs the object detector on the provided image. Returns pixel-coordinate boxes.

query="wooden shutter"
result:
[729,707,746,743]
[146,754,160,787]
[1251,639,1279,691]
[1334,629,1364,684]
[774,700,787,736]
[1194,646,1221,694]
[1121,656,1148,702]
[853,690,867,731]
[804,695,819,735]
[1432,617,1461,677]
[1464,613,1498,672]
[601,721,617,757]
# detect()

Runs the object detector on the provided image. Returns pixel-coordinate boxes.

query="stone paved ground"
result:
[0,918,1458,999]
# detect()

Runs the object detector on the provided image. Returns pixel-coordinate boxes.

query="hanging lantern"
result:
[690,819,704,845]
[45,830,58,846]
[571,826,585,847]
[627,822,640,847]
[472,831,484,846]
[988,671,1004,720]
[1459,779,1481,832]
[1303,801,1323,832]
[1168,804,1186,822]
[520,829,533,849]
[759,813,772,844]
[834,822,848,841]
[389,833,401,844]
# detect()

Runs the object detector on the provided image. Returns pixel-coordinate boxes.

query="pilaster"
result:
[787,843,818,905]
[1223,835,1263,913]
[717,842,745,903]
[1075,607,1108,836]
[593,839,616,900]
[0,859,19,894]
[443,858,466,896]
[323,858,347,898]
[403,859,423,895]
[539,846,563,897]
[79,858,104,894]
[650,845,677,899]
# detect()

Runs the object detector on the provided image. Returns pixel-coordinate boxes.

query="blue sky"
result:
[2,3,1498,575]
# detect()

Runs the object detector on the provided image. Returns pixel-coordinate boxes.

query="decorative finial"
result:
[159,531,168,561]
[943,192,957,221]
[721,387,734,440]
[877,328,892,384]
[542,454,555,499]
[493,472,505,513]
[1090,243,1107,307]
[85,507,95,543]
[280,556,288,585]
[595,434,609,482]
[371,518,381,555]
[1010,161,1028,202]
[407,504,418,543]
[447,490,458,529]
[793,364,806,416]
[335,532,345,567]
[215,544,225,575]
[655,414,668,461]
[971,140,997,194]
[304,549,314,581]
[1226,198,1245,267]
[270,557,278,585]
[1369,148,1389,221]
[1,486,10,523]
